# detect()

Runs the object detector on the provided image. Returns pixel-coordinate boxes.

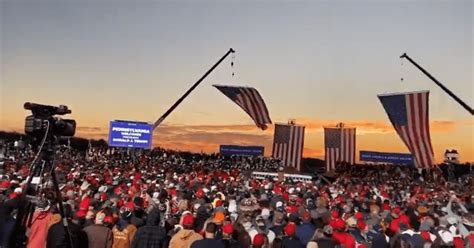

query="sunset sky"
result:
[1,1,472,162]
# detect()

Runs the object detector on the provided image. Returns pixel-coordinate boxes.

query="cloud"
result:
[430,121,457,132]
[298,119,393,134]
[76,126,104,132]
[36,118,460,156]
[298,119,458,134]
[303,147,324,158]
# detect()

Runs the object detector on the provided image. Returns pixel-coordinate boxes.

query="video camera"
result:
[24,102,76,138]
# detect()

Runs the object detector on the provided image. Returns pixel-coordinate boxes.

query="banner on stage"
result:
[360,150,414,165]
[108,121,153,149]
[220,145,264,157]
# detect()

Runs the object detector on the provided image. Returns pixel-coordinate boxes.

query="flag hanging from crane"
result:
[213,85,272,130]
[378,91,434,168]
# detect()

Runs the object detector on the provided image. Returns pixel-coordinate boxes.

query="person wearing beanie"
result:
[112,209,138,248]
[131,208,168,248]
[191,222,225,248]
[282,222,304,248]
[169,213,203,248]
[83,211,114,248]
[213,211,226,240]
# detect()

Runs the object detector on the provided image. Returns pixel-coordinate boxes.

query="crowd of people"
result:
[0,141,473,248]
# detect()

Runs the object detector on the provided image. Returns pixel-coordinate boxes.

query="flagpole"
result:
[400,53,473,115]
[153,48,236,129]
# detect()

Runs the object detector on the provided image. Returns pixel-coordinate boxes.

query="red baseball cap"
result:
[182,214,194,227]
[355,212,364,220]
[222,223,234,235]
[284,222,297,236]
[253,233,265,246]
[357,220,367,230]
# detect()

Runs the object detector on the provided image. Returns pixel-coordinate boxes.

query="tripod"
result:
[9,135,73,248]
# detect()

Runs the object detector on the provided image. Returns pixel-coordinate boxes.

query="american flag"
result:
[214,85,272,130]
[324,127,356,171]
[272,123,305,171]
[378,91,434,168]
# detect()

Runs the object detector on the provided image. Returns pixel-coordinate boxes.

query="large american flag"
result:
[272,123,305,171]
[324,127,356,171]
[378,91,434,168]
[214,85,272,130]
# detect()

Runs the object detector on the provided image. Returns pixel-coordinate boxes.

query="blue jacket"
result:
[296,222,315,245]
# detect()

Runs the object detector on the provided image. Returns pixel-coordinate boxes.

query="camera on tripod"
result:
[24,102,76,138]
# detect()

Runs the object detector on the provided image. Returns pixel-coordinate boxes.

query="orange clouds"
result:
[298,119,457,134]
[303,147,324,157]
[4,118,470,161]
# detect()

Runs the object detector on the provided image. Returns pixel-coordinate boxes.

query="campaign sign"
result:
[360,150,414,165]
[108,121,153,149]
[220,145,264,157]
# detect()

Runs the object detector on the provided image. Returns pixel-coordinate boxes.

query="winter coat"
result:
[190,238,225,248]
[221,238,243,248]
[367,230,389,248]
[400,230,424,248]
[83,224,113,248]
[131,209,168,248]
[46,220,89,248]
[282,236,305,248]
[313,237,336,248]
[112,221,137,248]
[131,209,146,228]
[296,222,316,245]
[169,228,203,248]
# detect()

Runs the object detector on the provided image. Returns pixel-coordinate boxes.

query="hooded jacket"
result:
[131,209,168,248]
[169,228,203,248]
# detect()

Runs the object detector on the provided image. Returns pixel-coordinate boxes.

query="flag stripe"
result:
[410,94,423,165]
[419,93,433,165]
[378,91,434,168]
[324,127,356,171]
[214,85,272,130]
[244,88,262,125]
[325,147,339,172]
